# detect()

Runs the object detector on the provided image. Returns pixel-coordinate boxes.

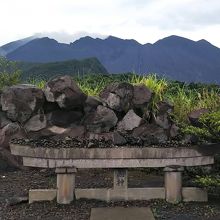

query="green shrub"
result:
[0,57,21,90]
[193,175,220,187]
[182,111,220,142]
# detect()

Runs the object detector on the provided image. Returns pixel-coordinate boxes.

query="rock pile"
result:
[0,75,177,146]
[0,75,205,167]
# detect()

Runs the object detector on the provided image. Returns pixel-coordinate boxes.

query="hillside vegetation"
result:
[0,57,220,142]
[17,57,108,80]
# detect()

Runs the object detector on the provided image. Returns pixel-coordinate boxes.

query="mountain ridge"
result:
[2,35,220,83]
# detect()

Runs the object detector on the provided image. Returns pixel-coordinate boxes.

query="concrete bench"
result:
[10,143,220,204]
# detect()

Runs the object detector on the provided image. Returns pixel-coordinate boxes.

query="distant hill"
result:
[18,57,108,80]
[0,36,36,56]
[3,35,220,83]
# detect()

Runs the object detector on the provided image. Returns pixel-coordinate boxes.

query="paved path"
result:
[90,207,155,220]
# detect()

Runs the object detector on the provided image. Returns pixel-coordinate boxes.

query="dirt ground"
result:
[0,168,220,220]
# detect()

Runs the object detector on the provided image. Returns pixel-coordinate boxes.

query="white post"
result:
[164,166,184,203]
[55,167,77,204]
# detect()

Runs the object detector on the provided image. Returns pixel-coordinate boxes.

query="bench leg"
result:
[164,166,184,203]
[55,168,77,204]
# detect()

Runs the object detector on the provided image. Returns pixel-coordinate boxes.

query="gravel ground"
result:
[11,137,192,148]
[0,169,220,220]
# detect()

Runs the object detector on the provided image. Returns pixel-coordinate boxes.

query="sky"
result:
[0,0,220,47]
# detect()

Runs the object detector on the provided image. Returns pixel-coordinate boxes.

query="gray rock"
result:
[85,105,118,133]
[47,110,83,127]
[0,123,20,149]
[0,111,12,128]
[117,109,142,131]
[43,101,60,114]
[153,100,174,129]
[44,75,87,109]
[28,126,68,139]
[1,123,20,137]
[6,196,28,206]
[133,124,168,144]
[1,84,45,123]
[157,101,174,114]
[24,112,47,132]
[133,84,152,106]
[84,96,102,114]
[100,82,133,112]
[62,125,85,138]
[170,124,180,138]
[153,113,171,129]
[188,108,209,127]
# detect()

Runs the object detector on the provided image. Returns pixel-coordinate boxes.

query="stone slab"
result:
[10,144,220,159]
[76,188,165,202]
[90,207,155,220]
[29,189,57,203]
[182,187,208,202]
[22,156,214,168]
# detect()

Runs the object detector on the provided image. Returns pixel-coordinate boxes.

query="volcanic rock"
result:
[84,96,102,114]
[24,111,47,132]
[117,109,142,131]
[0,123,20,149]
[132,84,152,107]
[63,125,85,138]
[44,75,87,109]
[133,123,168,144]
[47,110,83,127]
[157,101,174,114]
[153,100,173,129]
[84,105,118,133]
[0,111,12,128]
[170,124,180,138]
[1,84,45,123]
[188,108,209,126]
[43,101,60,114]
[100,82,133,112]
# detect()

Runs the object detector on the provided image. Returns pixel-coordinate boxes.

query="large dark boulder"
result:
[84,96,102,114]
[47,110,83,127]
[84,105,118,133]
[132,84,152,107]
[133,123,168,144]
[100,82,133,112]
[1,84,45,123]
[44,75,87,109]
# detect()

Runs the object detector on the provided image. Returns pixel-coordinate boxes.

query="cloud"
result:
[34,31,107,43]
[137,0,220,30]
[0,0,220,47]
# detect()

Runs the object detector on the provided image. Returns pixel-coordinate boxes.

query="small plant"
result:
[27,78,46,89]
[193,175,220,187]
[0,57,21,89]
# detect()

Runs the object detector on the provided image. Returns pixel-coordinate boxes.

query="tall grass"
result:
[27,78,46,89]
[1,69,219,125]
[129,74,168,110]
[166,85,220,124]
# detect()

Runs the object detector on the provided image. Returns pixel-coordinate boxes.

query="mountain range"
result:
[1,35,220,83]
